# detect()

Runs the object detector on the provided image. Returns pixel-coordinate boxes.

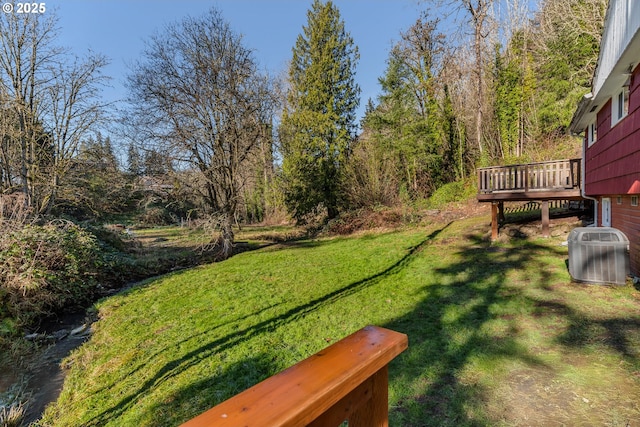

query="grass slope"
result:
[41,217,640,426]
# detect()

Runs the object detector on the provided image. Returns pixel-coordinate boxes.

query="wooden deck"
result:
[477,159,585,239]
[477,158,583,202]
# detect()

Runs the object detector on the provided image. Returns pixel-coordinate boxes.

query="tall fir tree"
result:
[126,142,143,177]
[280,0,360,221]
[362,15,447,200]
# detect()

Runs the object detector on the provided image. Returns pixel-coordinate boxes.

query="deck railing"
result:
[179,325,408,427]
[478,158,581,194]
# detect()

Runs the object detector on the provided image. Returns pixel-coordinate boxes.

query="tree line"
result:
[0,0,606,255]
[354,0,606,205]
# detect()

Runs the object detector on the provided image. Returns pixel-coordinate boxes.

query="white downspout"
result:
[581,138,598,227]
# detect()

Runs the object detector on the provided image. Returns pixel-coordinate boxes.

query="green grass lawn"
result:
[40,217,640,426]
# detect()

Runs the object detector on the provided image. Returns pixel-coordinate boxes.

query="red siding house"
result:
[570,0,640,278]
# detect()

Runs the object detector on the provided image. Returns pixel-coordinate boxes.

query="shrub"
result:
[138,206,177,226]
[427,179,476,209]
[0,220,134,336]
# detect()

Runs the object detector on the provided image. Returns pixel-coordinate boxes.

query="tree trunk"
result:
[219,210,235,260]
[474,15,484,156]
[41,172,59,215]
[327,205,339,220]
[462,0,490,157]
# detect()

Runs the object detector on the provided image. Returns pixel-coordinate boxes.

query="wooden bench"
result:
[179,325,408,427]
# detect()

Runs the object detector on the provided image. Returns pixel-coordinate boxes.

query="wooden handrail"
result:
[179,325,408,427]
[477,158,582,194]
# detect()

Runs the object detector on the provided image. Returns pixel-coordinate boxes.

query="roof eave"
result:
[569,93,594,136]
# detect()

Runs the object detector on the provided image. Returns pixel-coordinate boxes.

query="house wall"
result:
[597,196,640,277]
[586,63,640,278]
[585,64,640,196]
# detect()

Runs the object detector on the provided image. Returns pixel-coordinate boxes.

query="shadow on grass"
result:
[146,352,279,426]
[554,303,640,361]
[383,231,640,426]
[83,226,448,426]
[382,233,556,426]
[83,223,640,426]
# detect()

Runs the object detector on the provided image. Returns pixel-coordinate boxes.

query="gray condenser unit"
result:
[568,227,630,285]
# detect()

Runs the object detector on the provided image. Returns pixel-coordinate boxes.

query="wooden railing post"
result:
[347,367,388,427]
[491,202,499,240]
[541,200,550,237]
[309,365,389,427]
[572,158,581,189]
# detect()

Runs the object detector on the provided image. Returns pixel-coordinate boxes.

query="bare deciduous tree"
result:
[0,9,60,207]
[461,0,493,156]
[126,7,276,259]
[42,53,109,214]
[0,8,109,213]
[422,0,495,159]
[0,87,20,192]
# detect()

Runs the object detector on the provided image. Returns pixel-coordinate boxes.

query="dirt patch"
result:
[493,364,640,427]
[499,367,582,426]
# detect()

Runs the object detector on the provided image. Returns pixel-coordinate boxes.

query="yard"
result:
[40,215,640,426]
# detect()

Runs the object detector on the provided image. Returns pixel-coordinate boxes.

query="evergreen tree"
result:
[62,134,131,217]
[492,31,536,161]
[362,15,447,200]
[143,149,169,176]
[78,133,118,171]
[280,0,360,221]
[533,0,606,137]
[126,142,142,176]
[441,83,467,182]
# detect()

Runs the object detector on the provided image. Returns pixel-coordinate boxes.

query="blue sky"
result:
[54,0,425,122]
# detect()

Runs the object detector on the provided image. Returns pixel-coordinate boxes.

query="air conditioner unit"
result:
[568,227,630,285]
